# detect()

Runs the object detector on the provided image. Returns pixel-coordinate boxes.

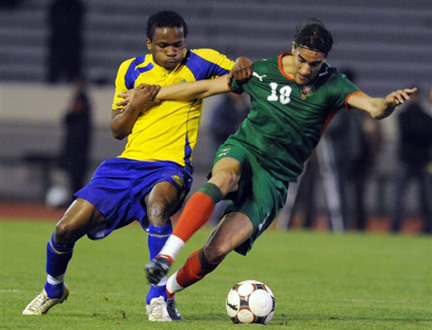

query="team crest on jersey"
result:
[172,175,184,189]
[301,85,313,100]
[217,148,231,157]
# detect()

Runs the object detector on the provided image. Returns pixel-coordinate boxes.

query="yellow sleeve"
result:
[111,58,134,110]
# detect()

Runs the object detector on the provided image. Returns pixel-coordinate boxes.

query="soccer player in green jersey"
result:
[121,18,416,317]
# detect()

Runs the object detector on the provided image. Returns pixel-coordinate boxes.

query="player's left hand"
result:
[116,89,134,107]
[385,87,417,106]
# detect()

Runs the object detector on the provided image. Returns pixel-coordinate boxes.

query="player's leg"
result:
[145,157,242,285]
[166,211,253,296]
[23,198,105,315]
[170,156,242,244]
[144,181,181,321]
[167,156,284,319]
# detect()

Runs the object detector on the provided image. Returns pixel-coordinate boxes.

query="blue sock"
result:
[146,221,172,304]
[146,284,167,305]
[44,282,65,299]
[45,233,74,298]
[148,221,173,260]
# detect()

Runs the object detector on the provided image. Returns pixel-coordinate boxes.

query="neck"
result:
[281,54,294,78]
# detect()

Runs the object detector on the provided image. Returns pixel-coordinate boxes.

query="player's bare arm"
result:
[116,75,231,107]
[348,87,417,119]
[156,57,251,100]
[115,56,252,107]
[111,84,161,140]
[159,75,230,100]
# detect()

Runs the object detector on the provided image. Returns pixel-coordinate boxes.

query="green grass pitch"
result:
[1,219,431,329]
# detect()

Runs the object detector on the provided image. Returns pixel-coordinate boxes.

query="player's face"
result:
[291,42,326,85]
[147,27,186,71]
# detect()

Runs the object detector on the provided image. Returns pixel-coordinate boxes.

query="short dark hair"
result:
[294,18,334,56]
[146,10,188,41]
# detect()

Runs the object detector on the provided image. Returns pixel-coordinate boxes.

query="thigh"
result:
[210,157,243,195]
[223,161,287,255]
[55,198,105,244]
[77,158,193,234]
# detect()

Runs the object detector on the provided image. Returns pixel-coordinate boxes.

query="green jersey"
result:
[229,52,360,183]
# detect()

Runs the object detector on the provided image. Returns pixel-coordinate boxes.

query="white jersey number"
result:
[267,82,292,105]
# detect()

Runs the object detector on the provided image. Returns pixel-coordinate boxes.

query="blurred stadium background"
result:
[1,0,431,223]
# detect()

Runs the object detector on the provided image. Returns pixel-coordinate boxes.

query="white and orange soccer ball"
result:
[225,280,275,325]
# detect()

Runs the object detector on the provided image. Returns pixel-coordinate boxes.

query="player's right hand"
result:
[231,56,253,82]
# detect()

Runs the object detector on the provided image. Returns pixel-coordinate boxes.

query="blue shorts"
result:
[75,158,193,240]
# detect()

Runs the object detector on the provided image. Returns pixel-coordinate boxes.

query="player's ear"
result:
[291,42,297,53]
[146,38,152,51]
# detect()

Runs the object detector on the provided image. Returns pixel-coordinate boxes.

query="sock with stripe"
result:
[173,183,223,242]
[166,249,222,298]
[158,183,223,263]
[45,232,74,298]
[146,221,172,304]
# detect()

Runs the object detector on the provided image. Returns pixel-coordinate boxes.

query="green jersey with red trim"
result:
[228,52,360,183]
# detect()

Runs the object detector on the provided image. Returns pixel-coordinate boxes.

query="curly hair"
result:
[146,10,188,41]
[294,18,334,56]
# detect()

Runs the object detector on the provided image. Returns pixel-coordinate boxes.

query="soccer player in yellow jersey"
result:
[23,10,252,321]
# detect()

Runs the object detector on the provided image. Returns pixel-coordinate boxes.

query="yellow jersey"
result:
[112,49,234,167]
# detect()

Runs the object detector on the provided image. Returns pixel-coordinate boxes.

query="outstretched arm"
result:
[115,56,252,107]
[156,55,254,100]
[115,75,232,108]
[157,75,231,100]
[347,87,417,119]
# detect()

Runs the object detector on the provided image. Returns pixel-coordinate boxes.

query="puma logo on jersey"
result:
[253,72,267,82]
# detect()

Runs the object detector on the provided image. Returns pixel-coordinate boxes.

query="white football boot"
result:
[23,286,70,315]
[146,296,171,322]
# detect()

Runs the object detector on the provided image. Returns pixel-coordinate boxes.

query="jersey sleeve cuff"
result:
[345,90,363,111]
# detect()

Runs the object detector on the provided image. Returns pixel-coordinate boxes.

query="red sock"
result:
[175,249,221,289]
[167,290,175,299]
[172,192,216,243]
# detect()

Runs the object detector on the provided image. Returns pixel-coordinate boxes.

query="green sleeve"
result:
[328,72,360,108]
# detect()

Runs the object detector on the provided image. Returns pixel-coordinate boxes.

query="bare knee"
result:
[53,199,102,244]
[147,200,169,227]
[54,218,80,244]
[145,181,179,227]
[210,170,240,195]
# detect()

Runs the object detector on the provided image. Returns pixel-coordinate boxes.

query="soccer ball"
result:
[226,280,275,325]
